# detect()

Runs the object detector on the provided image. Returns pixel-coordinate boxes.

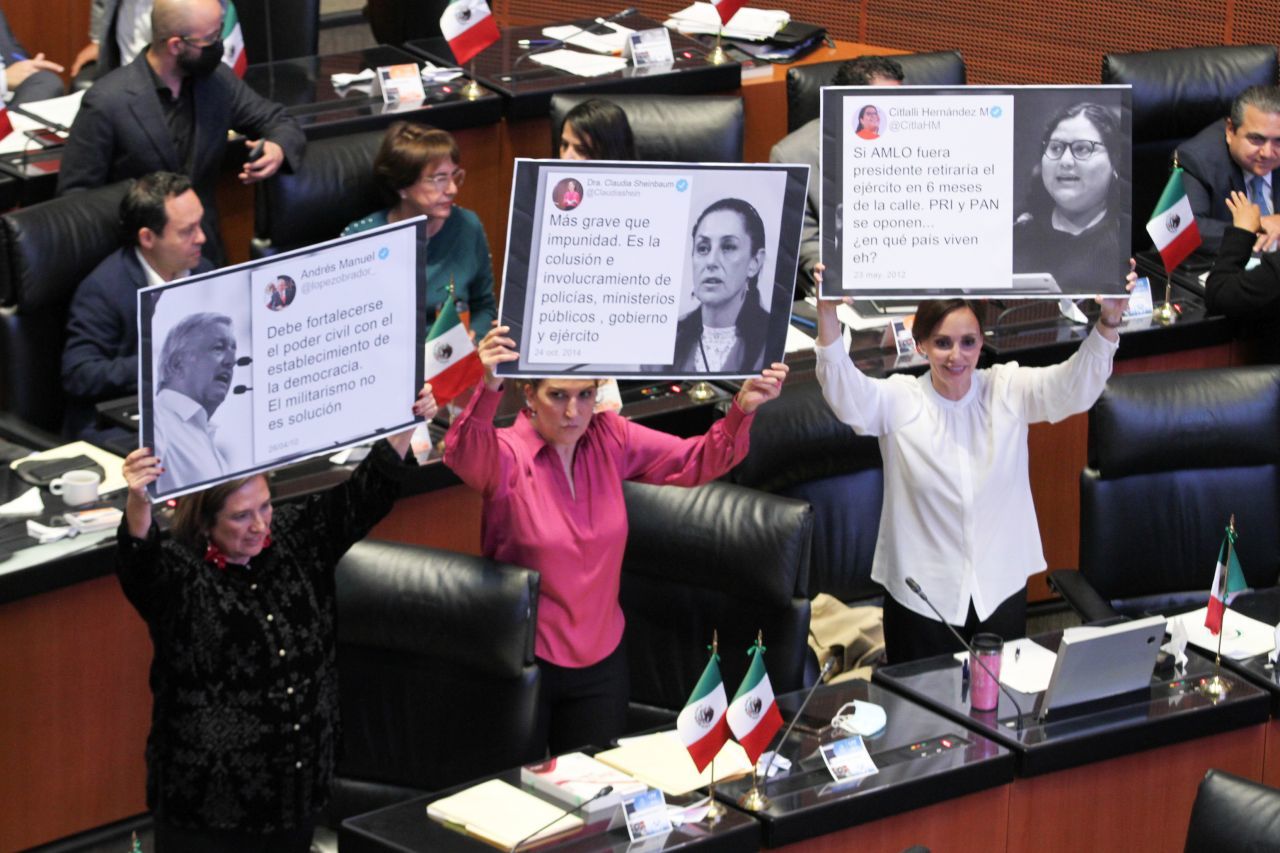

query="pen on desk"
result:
[961,657,970,683]
[1015,647,1021,663]
[517,38,560,46]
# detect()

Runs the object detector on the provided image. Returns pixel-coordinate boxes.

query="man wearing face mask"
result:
[57,0,304,265]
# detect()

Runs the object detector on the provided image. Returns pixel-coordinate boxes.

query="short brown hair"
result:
[373,122,461,204]
[171,475,268,550]
[913,299,983,343]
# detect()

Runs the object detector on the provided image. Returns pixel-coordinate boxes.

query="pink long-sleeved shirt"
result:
[444,383,755,667]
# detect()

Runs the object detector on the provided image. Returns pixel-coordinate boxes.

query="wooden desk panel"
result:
[1006,725,1265,853]
[0,574,151,852]
[1266,719,1280,788]
[370,483,484,556]
[777,784,1009,853]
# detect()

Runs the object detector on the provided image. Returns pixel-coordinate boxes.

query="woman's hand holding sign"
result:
[479,324,520,391]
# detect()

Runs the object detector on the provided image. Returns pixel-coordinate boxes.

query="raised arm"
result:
[811,263,917,436]
[442,324,516,495]
[122,446,162,538]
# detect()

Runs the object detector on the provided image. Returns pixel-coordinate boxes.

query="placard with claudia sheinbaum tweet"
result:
[138,218,426,500]
[820,85,1131,299]
[496,159,809,380]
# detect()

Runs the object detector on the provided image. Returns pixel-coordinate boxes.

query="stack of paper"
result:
[594,731,752,797]
[529,49,628,78]
[0,91,84,155]
[426,778,583,848]
[1167,607,1278,660]
[542,21,634,54]
[664,3,789,41]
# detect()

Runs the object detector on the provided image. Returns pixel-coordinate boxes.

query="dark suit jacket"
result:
[769,118,820,297]
[61,246,216,437]
[671,292,771,375]
[1177,118,1280,254]
[1205,225,1280,319]
[57,52,305,263]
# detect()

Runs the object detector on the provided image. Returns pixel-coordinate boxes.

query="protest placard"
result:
[496,159,809,379]
[820,85,1131,298]
[138,219,426,500]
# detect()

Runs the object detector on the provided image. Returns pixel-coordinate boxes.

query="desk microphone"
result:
[511,784,613,850]
[8,103,71,134]
[761,656,835,781]
[516,7,639,63]
[233,385,252,395]
[904,577,1025,732]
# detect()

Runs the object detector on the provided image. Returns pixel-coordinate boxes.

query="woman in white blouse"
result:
[813,267,1130,663]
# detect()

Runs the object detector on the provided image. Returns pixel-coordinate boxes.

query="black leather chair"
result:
[252,129,385,258]
[725,380,884,603]
[619,480,815,731]
[1185,769,1280,852]
[1101,45,1278,250]
[0,181,131,440]
[1049,366,1280,622]
[329,538,542,821]
[784,50,967,133]
[548,94,745,162]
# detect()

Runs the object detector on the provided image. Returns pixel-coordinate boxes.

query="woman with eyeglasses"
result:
[343,122,496,336]
[1014,102,1125,292]
[810,262,1132,664]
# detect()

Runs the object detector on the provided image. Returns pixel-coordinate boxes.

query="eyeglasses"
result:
[422,168,466,191]
[1043,139,1106,161]
[180,24,223,48]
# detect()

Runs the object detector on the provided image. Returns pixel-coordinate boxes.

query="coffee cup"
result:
[49,470,101,507]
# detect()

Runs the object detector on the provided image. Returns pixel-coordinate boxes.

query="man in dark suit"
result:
[0,6,65,105]
[768,55,903,297]
[57,0,304,264]
[1177,85,1280,255]
[62,171,215,441]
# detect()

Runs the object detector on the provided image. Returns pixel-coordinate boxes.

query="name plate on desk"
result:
[622,788,672,842]
[820,735,879,783]
[377,63,426,102]
[626,28,675,66]
[818,85,1132,300]
[496,159,809,380]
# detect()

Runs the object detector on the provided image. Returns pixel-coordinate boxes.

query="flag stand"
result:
[704,756,726,821]
[460,61,483,100]
[707,29,730,65]
[1199,515,1237,700]
[737,766,771,811]
[1152,276,1178,326]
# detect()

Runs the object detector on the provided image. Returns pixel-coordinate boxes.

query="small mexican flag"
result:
[0,106,12,140]
[222,2,249,77]
[727,633,783,766]
[424,291,482,406]
[1205,520,1247,635]
[676,647,730,773]
[440,0,500,66]
[711,0,746,25]
[1146,167,1201,274]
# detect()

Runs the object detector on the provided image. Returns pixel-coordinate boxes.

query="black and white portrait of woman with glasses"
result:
[1014,101,1128,292]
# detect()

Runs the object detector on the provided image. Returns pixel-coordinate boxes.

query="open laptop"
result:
[1038,614,1166,719]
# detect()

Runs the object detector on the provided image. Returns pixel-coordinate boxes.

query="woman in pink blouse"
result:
[444,325,788,754]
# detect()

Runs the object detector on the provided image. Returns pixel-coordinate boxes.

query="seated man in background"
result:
[769,55,903,297]
[1178,85,1280,254]
[62,171,213,442]
[57,0,304,264]
[0,5,65,106]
